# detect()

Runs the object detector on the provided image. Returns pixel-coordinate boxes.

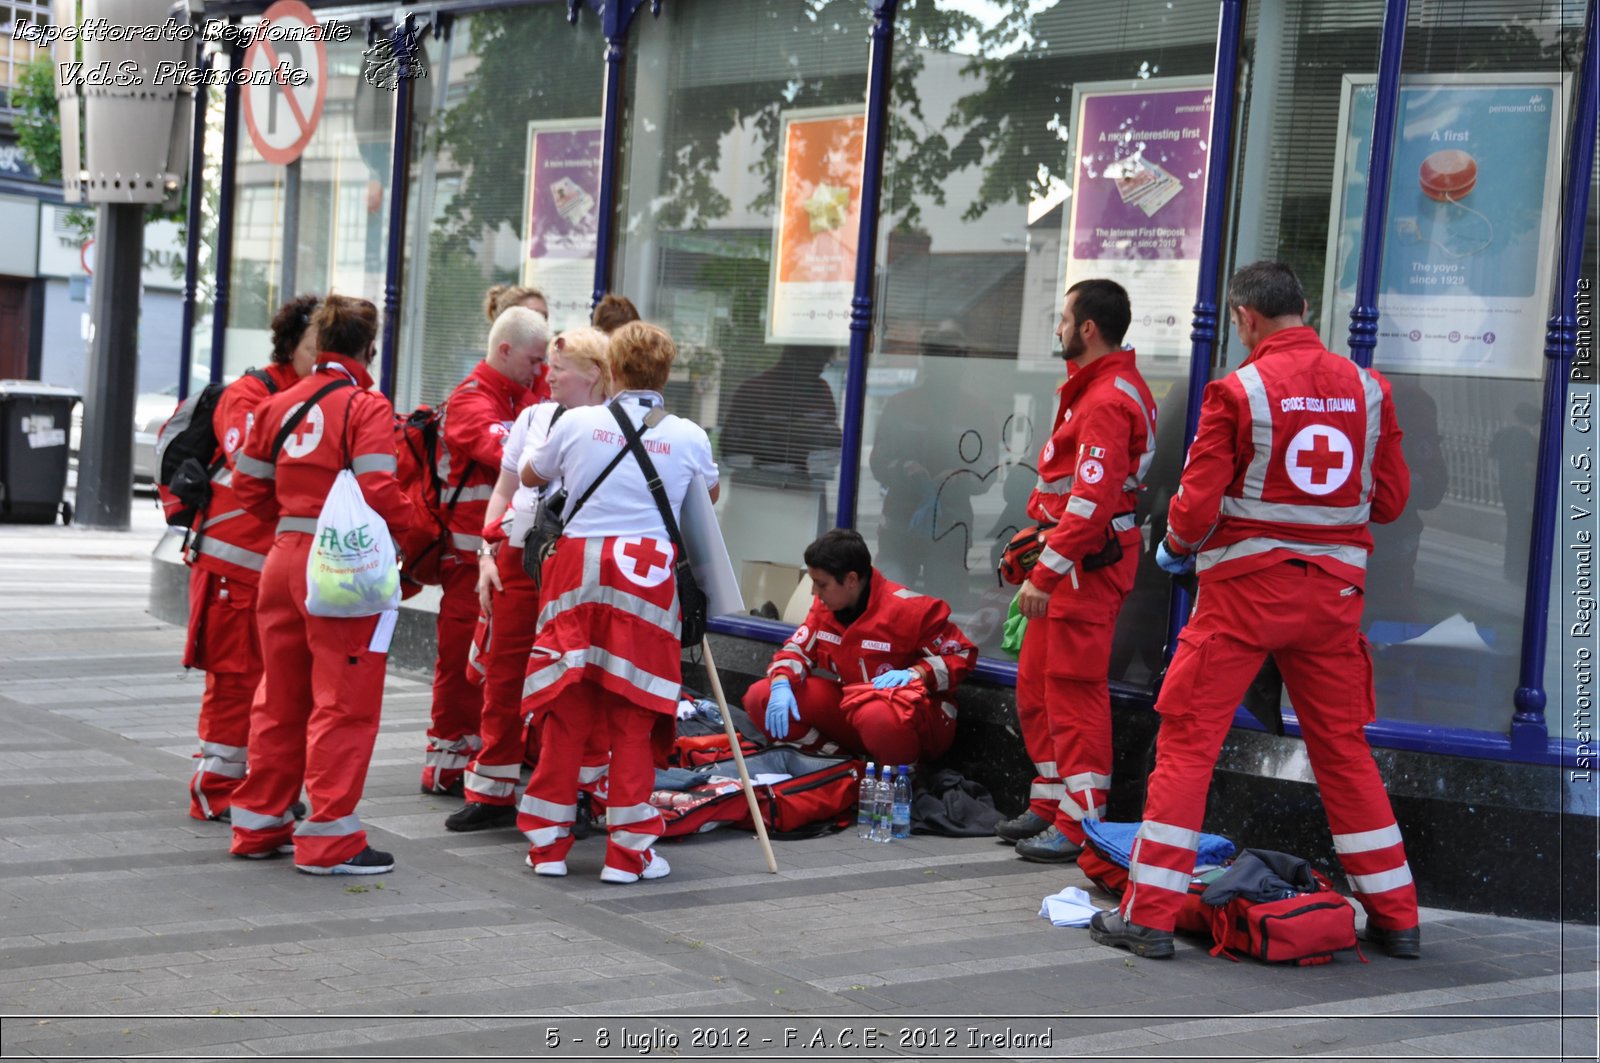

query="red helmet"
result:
[998,525,1046,586]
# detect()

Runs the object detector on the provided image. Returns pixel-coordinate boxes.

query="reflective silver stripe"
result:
[1064,771,1112,793]
[1036,546,1073,576]
[464,774,517,798]
[195,537,268,572]
[1058,799,1106,822]
[538,584,678,641]
[606,803,658,827]
[1235,364,1274,500]
[1066,495,1097,520]
[199,741,245,759]
[1220,497,1371,526]
[518,794,575,822]
[1030,782,1065,801]
[1112,376,1156,487]
[1033,475,1074,496]
[428,734,480,753]
[1129,861,1192,894]
[351,452,398,476]
[1196,537,1369,573]
[609,829,658,851]
[234,452,276,480]
[1034,760,1059,777]
[451,532,483,551]
[451,484,495,503]
[210,466,233,487]
[1167,526,1203,551]
[525,825,569,846]
[295,814,362,837]
[1139,820,1200,851]
[795,727,823,746]
[467,761,522,782]
[577,764,608,785]
[1333,824,1404,855]
[1356,367,1384,500]
[230,806,294,831]
[199,508,246,530]
[1348,864,1414,895]
[770,660,806,680]
[277,515,318,535]
[937,697,957,720]
[1109,512,1138,533]
[522,646,681,704]
[195,756,246,780]
[892,587,921,600]
[818,740,842,754]
[425,750,472,771]
[923,655,950,691]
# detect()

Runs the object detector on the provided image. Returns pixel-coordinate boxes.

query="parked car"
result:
[69,371,211,488]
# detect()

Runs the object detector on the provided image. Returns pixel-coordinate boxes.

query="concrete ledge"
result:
[149,548,1597,923]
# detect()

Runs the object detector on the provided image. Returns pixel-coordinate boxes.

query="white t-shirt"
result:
[527,390,719,541]
[502,401,561,543]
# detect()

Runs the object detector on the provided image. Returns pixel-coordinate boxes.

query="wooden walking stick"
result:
[699,639,779,874]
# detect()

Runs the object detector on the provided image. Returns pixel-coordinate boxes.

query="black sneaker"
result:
[297,846,395,876]
[1089,909,1175,959]
[994,809,1051,843]
[1015,825,1083,863]
[444,802,518,832]
[290,800,307,820]
[1364,923,1422,959]
[572,793,593,840]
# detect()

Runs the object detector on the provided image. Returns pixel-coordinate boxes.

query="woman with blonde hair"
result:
[515,322,719,883]
[447,326,614,831]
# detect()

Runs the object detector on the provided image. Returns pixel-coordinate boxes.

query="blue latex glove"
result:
[765,678,800,739]
[1156,540,1195,575]
[872,668,917,689]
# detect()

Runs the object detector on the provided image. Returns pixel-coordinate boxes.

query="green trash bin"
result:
[0,381,81,524]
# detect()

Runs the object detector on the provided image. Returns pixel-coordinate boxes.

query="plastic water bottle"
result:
[871,764,895,842]
[856,761,877,840]
[891,765,912,839]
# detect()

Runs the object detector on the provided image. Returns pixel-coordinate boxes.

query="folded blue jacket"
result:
[1083,819,1236,869]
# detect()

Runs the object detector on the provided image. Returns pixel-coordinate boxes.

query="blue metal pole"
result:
[835,0,898,529]
[1164,0,1244,648]
[208,41,243,385]
[178,50,211,401]
[591,30,625,311]
[378,11,416,399]
[1346,0,1410,370]
[1513,0,1598,755]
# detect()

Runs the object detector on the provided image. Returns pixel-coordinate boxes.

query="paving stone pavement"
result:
[0,507,1596,1062]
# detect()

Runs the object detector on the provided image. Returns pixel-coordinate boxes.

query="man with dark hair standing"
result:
[1003,279,1156,863]
[1090,261,1419,960]
[744,529,977,767]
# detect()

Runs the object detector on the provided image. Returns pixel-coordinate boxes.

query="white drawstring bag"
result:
[305,469,402,617]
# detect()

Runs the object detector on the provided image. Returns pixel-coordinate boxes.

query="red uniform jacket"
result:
[1166,325,1409,588]
[767,570,977,694]
[190,362,302,582]
[232,355,416,540]
[1025,349,1157,595]
[438,361,535,557]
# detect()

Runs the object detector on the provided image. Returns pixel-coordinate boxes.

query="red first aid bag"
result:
[1207,870,1359,965]
[652,748,863,838]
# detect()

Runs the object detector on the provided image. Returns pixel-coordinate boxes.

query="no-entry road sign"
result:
[240,0,328,166]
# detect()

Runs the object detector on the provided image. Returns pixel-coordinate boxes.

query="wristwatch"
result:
[478,542,495,558]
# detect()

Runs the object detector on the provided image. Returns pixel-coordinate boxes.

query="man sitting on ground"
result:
[743,529,977,766]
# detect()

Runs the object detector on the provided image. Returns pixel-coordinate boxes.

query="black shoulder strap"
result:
[559,402,634,528]
[244,367,279,395]
[268,378,355,463]
[610,402,685,554]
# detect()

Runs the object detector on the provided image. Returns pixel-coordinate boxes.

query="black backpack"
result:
[155,369,278,528]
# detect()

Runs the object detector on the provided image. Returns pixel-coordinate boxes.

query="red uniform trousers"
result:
[1122,562,1418,933]
[183,570,263,820]
[229,534,388,869]
[1014,541,1137,844]
[516,678,662,877]
[743,676,956,766]
[463,545,610,805]
[423,556,484,792]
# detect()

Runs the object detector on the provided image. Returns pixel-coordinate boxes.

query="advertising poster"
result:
[1321,75,1563,378]
[1047,78,1213,371]
[522,119,603,333]
[768,107,867,346]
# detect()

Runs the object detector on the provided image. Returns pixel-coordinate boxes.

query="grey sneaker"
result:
[1014,825,1083,863]
[995,809,1052,843]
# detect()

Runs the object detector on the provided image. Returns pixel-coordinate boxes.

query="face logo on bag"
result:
[223,426,241,454]
[1078,457,1104,485]
[1285,425,1353,496]
[613,536,673,588]
[280,403,324,459]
